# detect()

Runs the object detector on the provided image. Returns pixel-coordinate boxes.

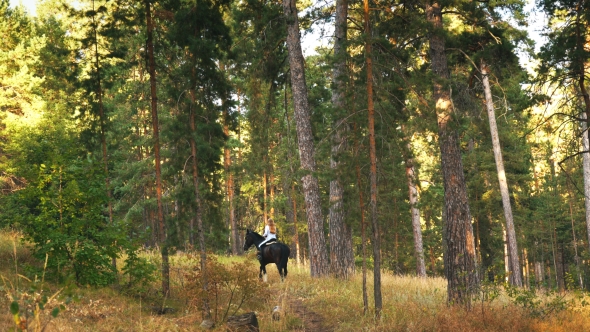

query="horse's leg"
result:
[277,263,283,281]
[262,264,268,282]
[284,262,288,279]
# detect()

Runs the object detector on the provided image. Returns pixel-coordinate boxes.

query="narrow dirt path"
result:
[285,296,333,332]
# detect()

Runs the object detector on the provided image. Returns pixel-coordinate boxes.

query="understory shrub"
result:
[184,257,270,324]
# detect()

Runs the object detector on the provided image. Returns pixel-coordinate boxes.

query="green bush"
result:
[121,250,157,295]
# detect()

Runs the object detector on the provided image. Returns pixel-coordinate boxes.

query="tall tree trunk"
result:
[283,174,294,246]
[283,85,301,264]
[329,0,354,279]
[481,62,522,287]
[573,0,590,274]
[354,123,368,315]
[270,171,275,219]
[220,63,237,256]
[522,248,531,289]
[534,260,544,289]
[91,0,115,273]
[364,0,382,316]
[555,243,565,292]
[567,178,584,288]
[405,141,426,277]
[582,113,590,254]
[282,0,330,276]
[425,0,478,306]
[283,82,301,266]
[145,0,169,296]
[189,91,211,319]
[263,169,268,224]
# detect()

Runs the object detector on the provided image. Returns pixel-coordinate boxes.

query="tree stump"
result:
[226,312,259,332]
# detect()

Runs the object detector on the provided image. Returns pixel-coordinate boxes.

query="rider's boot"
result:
[256,247,262,261]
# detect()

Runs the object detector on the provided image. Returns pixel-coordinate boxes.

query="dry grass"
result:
[1,233,590,331]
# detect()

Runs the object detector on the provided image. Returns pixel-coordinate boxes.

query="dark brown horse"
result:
[243,229,290,281]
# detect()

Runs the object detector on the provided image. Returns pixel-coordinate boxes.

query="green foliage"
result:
[505,286,569,318]
[120,250,157,295]
[1,113,124,285]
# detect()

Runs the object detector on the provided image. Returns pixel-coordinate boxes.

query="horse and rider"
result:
[243,218,290,281]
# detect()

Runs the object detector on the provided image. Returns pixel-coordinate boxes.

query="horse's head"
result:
[243,229,254,251]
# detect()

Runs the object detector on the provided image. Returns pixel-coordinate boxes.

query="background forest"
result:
[3,0,590,328]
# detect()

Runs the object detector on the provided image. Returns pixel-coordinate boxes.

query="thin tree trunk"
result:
[481,62,522,287]
[405,140,426,277]
[534,261,544,289]
[581,114,590,254]
[283,175,300,263]
[282,0,330,276]
[283,84,301,264]
[567,178,584,288]
[363,0,382,316]
[354,123,368,315]
[555,243,565,292]
[220,64,237,255]
[426,0,478,306]
[549,159,563,291]
[503,225,509,282]
[522,248,531,289]
[189,93,211,319]
[263,169,267,224]
[575,5,590,252]
[270,171,275,219]
[91,0,116,273]
[329,0,354,279]
[145,0,169,296]
[292,183,301,265]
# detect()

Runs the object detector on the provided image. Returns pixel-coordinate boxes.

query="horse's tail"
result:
[280,244,290,268]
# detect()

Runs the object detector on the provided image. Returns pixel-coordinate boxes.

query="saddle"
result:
[260,239,277,248]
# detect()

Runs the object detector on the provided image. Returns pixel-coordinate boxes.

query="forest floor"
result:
[2,232,590,331]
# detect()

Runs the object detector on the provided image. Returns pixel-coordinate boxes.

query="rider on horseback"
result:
[257,218,277,261]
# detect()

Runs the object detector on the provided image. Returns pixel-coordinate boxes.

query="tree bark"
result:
[283,85,301,264]
[567,178,584,288]
[363,0,382,316]
[481,62,522,287]
[282,0,330,276]
[555,243,565,292]
[425,0,478,306]
[263,169,268,224]
[220,63,238,256]
[534,261,544,289]
[292,183,301,265]
[405,142,426,277]
[354,122,368,314]
[329,0,354,279]
[91,0,116,273]
[186,45,212,316]
[270,171,275,219]
[582,113,590,254]
[189,94,211,318]
[574,0,590,268]
[145,0,169,296]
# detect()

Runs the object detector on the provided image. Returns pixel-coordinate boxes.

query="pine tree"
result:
[425,0,478,306]
[282,0,330,277]
[329,0,355,280]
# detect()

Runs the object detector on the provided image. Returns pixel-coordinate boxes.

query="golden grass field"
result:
[1,231,590,331]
